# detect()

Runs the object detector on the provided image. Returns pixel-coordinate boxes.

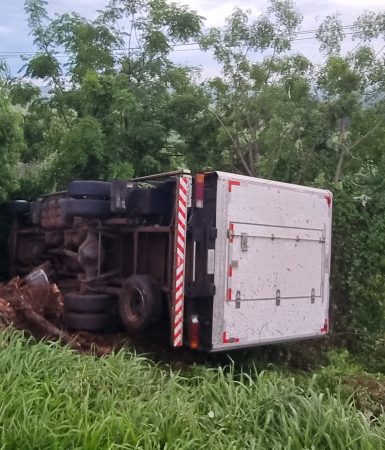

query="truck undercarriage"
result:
[9,171,216,350]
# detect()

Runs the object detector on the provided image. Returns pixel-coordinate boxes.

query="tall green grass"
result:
[0,330,383,449]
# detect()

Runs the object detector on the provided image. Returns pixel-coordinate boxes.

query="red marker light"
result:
[189,314,200,350]
[195,174,205,208]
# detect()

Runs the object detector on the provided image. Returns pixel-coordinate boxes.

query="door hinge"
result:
[235,290,241,309]
[241,233,248,252]
[276,289,281,306]
[311,288,316,304]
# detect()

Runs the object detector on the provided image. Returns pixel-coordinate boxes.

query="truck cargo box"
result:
[210,172,332,351]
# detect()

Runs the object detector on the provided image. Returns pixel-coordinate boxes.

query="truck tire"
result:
[31,201,41,224]
[64,293,115,313]
[67,181,111,199]
[63,198,111,218]
[65,312,109,331]
[9,200,30,214]
[119,275,162,332]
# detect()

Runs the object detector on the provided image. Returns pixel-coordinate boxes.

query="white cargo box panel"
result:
[211,172,332,351]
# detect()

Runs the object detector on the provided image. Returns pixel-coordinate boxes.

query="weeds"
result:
[0,330,384,449]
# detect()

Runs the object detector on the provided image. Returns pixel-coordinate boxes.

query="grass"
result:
[0,330,384,449]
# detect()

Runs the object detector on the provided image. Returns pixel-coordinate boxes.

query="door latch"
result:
[311,288,316,304]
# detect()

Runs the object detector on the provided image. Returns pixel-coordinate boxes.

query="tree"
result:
[195,2,322,179]
[191,3,385,186]
[0,72,25,200]
[23,0,204,186]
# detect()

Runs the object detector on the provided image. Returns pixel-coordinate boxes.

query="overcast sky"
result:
[1,0,385,77]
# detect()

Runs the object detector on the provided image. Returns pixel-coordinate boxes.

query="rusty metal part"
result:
[132,169,191,182]
[78,230,105,280]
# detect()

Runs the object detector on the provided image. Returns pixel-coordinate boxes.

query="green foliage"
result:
[0,87,25,200]
[316,349,362,389]
[25,53,60,79]
[0,0,385,344]
[316,13,345,55]
[19,0,205,188]
[1,330,385,449]
[54,116,105,182]
[327,174,385,339]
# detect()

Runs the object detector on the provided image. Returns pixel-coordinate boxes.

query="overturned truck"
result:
[9,170,333,351]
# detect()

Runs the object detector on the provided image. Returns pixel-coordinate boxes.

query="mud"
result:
[0,277,188,360]
[0,276,333,368]
[0,278,62,326]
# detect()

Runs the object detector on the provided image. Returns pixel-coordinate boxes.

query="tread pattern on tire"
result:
[60,198,111,218]
[65,312,109,331]
[64,293,115,313]
[66,198,111,217]
[119,274,162,333]
[9,200,30,214]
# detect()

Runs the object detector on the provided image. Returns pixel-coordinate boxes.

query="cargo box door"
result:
[223,222,326,345]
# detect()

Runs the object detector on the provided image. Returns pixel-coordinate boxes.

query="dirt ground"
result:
[0,277,209,363]
[0,276,351,369]
[0,277,123,356]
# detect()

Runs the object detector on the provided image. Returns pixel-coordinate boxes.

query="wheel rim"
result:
[128,288,145,320]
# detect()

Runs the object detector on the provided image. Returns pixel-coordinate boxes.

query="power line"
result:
[0,24,371,60]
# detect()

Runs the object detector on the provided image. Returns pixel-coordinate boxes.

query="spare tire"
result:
[65,312,109,331]
[64,293,115,313]
[119,275,162,332]
[67,181,111,199]
[63,198,111,218]
[9,200,30,214]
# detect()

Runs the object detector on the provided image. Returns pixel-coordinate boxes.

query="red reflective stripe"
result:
[228,180,241,192]
[324,195,332,208]
[180,184,187,196]
[229,223,235,243]
[172,177,190,347]
[223,332,240,344]
[178,220,186,231]
[179,196,187,208]
[228,265,233,277]
[175,305,183,314]
[176,271,184,281]
[174,328,182,340]
[178,207,186,219]
[177,242,184,254]
[320,318,329,333]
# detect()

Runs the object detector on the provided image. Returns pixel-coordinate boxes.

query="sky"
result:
[1,0,385,78]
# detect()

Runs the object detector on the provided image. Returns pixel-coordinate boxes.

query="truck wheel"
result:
[9,200,30,214]
[65,312,109,331]
[64,293,115,313]
[63,198,111,218]
[67,181,111,199]
[119,275,162,332]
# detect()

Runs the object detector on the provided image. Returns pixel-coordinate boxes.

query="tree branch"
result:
[206,107,254,176]
[334,117,348,182]
[348,119,384,153]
